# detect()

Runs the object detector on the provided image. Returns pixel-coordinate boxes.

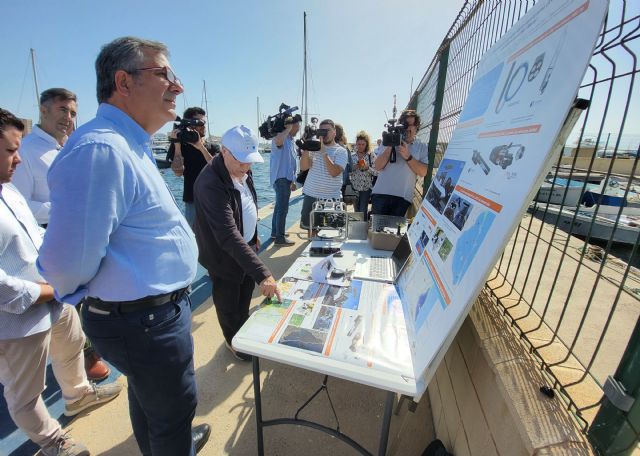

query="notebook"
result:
[352,234,411,283]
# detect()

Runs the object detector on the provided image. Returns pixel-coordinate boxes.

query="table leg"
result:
[253,356,264,456]
[377,391,395,456]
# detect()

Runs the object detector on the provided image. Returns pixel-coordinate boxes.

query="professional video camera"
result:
[258,103,301,140]
[380,95,406,162]
[382,119,407,148]
[170,117,205,144]
[295,117,328,152]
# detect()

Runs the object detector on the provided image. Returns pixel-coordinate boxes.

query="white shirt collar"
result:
[32,125,62,150]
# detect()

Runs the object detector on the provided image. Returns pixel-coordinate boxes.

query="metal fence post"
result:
[424,39,450,191]
[587,318,640,455]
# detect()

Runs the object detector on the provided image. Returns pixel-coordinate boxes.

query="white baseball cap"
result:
[221,125,263,164]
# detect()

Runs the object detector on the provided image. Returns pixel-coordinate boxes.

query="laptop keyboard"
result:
[369,257,390,279]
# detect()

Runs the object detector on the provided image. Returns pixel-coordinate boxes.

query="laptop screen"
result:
[391,234,412,272]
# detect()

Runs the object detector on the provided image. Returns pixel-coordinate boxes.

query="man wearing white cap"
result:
[193,125,280,361]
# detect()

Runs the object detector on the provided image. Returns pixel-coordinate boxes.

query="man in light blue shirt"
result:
[269,115,300,245]
[37,37,210,456]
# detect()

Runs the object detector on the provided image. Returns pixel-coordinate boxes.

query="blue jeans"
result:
[184,202,196,228]
[271,178,292,239]
[356,189,372,219]
[81,297,197,456]
[371,194,411,217]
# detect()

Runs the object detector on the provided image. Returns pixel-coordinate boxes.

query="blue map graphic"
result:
[452,210,496,285]
[414,268,446,331]
[459,62,504,122]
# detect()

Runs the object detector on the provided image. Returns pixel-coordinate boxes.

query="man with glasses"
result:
[37,37,210,455]
[371,110,429,217]
[167,107,219,227]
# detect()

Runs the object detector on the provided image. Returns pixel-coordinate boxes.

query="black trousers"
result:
[210,274,256,344]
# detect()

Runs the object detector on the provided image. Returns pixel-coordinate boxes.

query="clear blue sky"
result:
[1,0,465,142]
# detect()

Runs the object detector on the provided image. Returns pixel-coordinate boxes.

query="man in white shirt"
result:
[0,108,121,456]
[14,88,112,381]
[298,119,349,229]
[13,88,77,226]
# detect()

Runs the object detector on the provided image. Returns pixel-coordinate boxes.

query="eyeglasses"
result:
[132,66,182,87]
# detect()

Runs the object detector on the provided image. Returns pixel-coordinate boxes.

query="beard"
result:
[322,137,333,145]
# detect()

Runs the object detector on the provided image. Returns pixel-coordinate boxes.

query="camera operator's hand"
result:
[398,141,411,160]
[193,140,214,163]
[274,123,293,148]
[187,128,202,146]
[169,128,180,141]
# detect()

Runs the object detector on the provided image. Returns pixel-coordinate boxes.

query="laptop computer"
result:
[352,234,412,283]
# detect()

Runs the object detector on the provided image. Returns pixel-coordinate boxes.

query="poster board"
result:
[401,0,608,392]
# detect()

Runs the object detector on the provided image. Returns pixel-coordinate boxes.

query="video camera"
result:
[170,117,205,144]
[258,103,302,140]
[295,117,328,152]
[380,95,406,162]
[382,118,407,148]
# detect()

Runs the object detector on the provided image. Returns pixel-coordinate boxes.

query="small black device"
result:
[295,117,328,152]
[170,117,206,143]
[330,268,345,279]
[258,103,301,140]
[309,247,342,257]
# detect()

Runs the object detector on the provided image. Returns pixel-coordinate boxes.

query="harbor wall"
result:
[560,156,636,176]
[427,289,594,455]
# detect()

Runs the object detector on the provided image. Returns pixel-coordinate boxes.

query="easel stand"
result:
[252,356,396,456]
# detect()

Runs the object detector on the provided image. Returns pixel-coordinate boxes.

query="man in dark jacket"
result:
[193,125,280,361]
[167,107,219,227]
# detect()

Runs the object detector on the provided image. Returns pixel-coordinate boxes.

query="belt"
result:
[85,287,188,314]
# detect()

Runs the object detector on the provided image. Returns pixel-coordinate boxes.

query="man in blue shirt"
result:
[270,115,300,245]
[37,37,210,455]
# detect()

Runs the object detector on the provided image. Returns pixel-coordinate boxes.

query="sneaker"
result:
[270,233,290,239]
[84,351,110,382]
[64,382,122,417]
[274,237,295,246]
[40,433,89,456]
[225,341,252,362]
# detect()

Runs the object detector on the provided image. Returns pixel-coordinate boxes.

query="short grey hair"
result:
[95,36,169,103]
[40,88,77,106]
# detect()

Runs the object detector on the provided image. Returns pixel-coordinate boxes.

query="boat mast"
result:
[256,96,260,133]
[202,80,211,139]
[302,11,308,128]
[30,48,40,108]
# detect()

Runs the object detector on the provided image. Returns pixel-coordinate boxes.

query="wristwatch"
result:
[405,154,414,162]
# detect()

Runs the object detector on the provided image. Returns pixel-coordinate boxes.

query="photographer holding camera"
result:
[167,107,219,226]
[299,119,349,229]
[270,113,301,246]
[372,109,429,217]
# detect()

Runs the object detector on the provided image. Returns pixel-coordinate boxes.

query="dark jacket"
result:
[193,154,271,284]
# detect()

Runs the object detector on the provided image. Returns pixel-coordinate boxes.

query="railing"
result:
[409,1,640,453]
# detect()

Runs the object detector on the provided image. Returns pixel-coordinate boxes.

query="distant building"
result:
[20,118,33,136]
